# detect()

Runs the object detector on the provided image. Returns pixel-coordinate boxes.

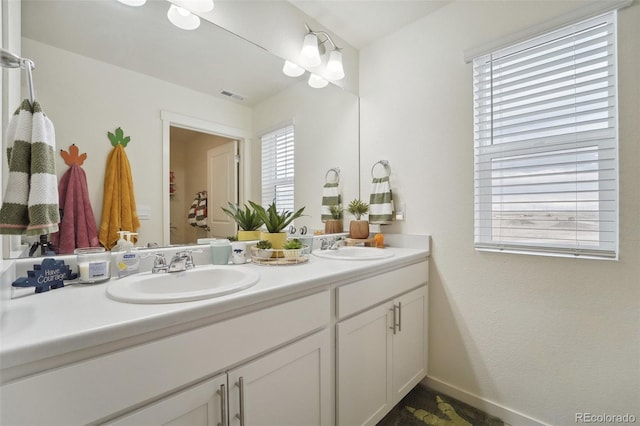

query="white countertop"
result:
[1,239,429,377]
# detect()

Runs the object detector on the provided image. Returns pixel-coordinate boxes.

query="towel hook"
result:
[325,167,340,184]
[0,48,36,104]
[371,160,391,178]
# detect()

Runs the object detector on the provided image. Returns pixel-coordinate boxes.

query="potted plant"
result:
[347,199,370,239]
[221,202,263,241]
[324,204,344,234]
[254,239,273,259]
[282,238,303,259]
[248,201,306,249]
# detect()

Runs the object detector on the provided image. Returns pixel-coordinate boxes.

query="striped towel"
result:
[321,182,341,222]
[369,176,393,224]
[0,100,59,235]
[188,191,208,228]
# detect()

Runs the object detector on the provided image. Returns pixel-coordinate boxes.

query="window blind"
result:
[261,124,295,212]
[473,12,618,258]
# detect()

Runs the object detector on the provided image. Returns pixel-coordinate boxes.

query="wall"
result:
[359,1,639,425]
[20,38,251,247]
[252,79,360,232]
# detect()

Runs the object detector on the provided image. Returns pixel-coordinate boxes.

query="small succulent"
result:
[329,204,343,220]
[255,240,272,250]
[347,199,369,220]
[283,238,302,250]
[227,235,238,242]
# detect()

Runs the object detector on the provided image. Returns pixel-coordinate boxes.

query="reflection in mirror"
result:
[3,0,359,258]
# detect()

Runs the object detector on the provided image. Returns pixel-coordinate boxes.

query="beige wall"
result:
[359,1,639,424]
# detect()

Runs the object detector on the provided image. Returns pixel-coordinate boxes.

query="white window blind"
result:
[473,12,618,259]
[261,124,295,211]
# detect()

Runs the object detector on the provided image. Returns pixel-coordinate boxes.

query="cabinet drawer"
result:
[336,261,427,319]
[0,290,330,426]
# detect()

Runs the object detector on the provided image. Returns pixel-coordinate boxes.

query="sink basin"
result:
[106,265,260,304]
[313,247,394,261]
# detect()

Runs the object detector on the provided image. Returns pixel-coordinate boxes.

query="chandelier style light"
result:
[283,24,345,88]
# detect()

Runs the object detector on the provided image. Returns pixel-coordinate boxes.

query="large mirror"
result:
[3,0,359,258]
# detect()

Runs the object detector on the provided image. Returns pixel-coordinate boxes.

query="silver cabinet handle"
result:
[397,301,402,332]
[217,383,227,426]
[235,377,245,426]
[389,305,398,335]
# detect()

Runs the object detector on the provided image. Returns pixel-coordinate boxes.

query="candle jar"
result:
[75,247,111,283]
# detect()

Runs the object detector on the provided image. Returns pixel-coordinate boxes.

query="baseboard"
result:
[423,376,550,426]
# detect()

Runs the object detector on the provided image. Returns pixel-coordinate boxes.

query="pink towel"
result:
[51,164,99,254]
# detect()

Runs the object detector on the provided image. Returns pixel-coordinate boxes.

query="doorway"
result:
[169,126,238,244]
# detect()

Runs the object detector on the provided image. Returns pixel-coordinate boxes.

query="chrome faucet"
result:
[329,236,346,250]
[151,253,169,274]
[168,250,196,272]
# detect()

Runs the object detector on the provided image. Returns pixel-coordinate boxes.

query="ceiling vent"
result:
[220,90,246,101]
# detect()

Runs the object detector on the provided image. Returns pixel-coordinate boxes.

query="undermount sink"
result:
[313,246,394,261]
[106,265,260,304]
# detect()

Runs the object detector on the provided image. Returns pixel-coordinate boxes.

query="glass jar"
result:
[75,247,111,283]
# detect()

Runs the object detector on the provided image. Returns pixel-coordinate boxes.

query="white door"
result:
[105,374,227,426]
[228,330,330,426]
[207,141,238,238]
[337,304,393,426]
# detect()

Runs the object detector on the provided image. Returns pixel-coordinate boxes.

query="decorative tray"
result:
[250,246,310,266]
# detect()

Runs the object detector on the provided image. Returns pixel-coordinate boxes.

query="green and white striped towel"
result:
[321,182,341,222]
[369,176,393,224]
[0,100,59,235]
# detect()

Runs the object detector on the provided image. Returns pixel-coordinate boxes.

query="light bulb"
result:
[167,4,200,30]
[308,74,329,89]
[283,61,305,77]
[300,33,321,67]
[117,0,146,5]
[325,49,345,80]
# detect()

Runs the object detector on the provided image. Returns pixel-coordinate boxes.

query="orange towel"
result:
[98,144,139,250]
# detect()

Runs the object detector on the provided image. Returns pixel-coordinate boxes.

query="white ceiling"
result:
[288,0,451,49]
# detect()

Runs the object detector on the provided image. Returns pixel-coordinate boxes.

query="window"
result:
[261,124,295,211]
[473,12,618,258]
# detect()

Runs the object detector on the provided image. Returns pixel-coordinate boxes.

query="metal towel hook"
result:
[371,160,391,178]
[0,48,36,104]
[325,167,340,184]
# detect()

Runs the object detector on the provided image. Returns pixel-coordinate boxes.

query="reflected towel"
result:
[98,144,139,250]
[51,164,99,254]
[369,176,393,224]
[321,182,341,222]
[0,100,59,235]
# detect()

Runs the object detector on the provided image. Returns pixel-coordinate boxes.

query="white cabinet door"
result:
[337,285,428,426]
[337,303,392,426]
[228,329,331,426]
[105,374,227,426]
[391,286,427,400]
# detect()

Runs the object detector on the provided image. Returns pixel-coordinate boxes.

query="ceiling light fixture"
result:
[282,23,345,88]
[308,73,329,89]
[167,4,200,30]
[283,60,305,77]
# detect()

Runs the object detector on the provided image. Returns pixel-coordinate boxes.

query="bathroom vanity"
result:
[0,238,429,425]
